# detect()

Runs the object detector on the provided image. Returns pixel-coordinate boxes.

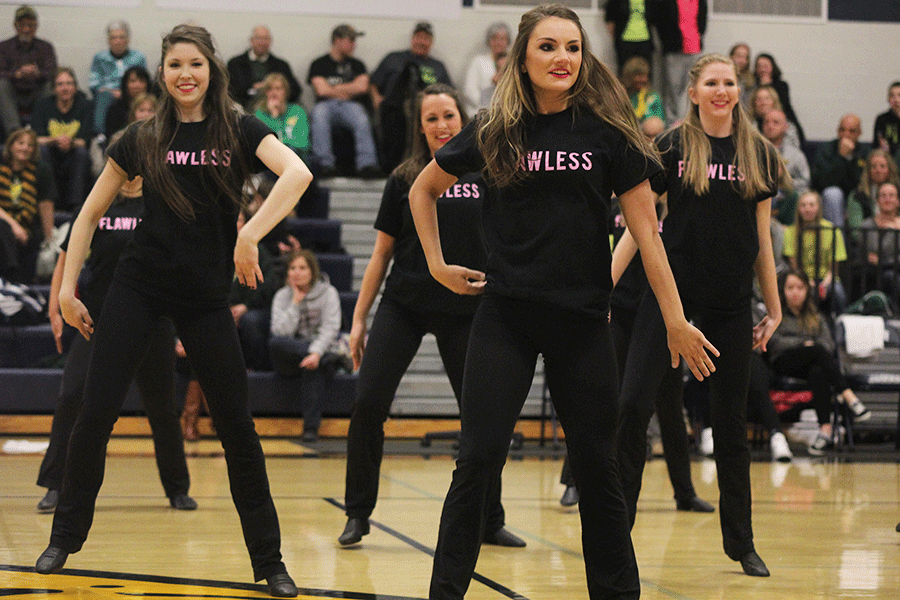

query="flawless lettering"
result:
[519,150,593,172]
[166,150,232,166]
[441,182,481,199]
[677,160,745,182]
[98,216,139,230]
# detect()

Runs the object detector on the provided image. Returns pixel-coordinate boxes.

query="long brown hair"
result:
[676,54,780,199]
[858,149,900,196]
[476,4,657,188]
[394,83,468,186]
[131,24,250,222]
[778,268,821,333]
[2,128,39,164]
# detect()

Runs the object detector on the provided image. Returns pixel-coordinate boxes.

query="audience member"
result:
[783,191,848,313]
[763,108,809,224]
[749,86,800,149]
[254,73,309,158]
[369,21,452,173]
[269,249,341,442]
[88,20,147,140]
[0,5,57,137]
[859,182,900,311]
[621,55,664,125]
[227,26,300,110]
[652,0,707,124]
[642,115,665,141]
[767,268,869,456]
[307,24,380,178]
[605,0,652,74]
[128,92,157,124]
[729,42,753,106]
[0,127,55,282]
[874,81,900,156]
[753,52,805,146]
[811,113,866,226]
[462,21,510,113]
[103,65,152,140]
[847,149,900,232]
[31,67,91,213]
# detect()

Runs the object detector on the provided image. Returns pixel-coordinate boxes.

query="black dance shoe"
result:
[559,485,579,507]
[338,517,370,546]
[35,546,69,574]
[169,493,198,511]
[739,551,770,577]
[676,495,715,513]
[266,572,298,597]
[37,489,59,513]
[483,527,526,548]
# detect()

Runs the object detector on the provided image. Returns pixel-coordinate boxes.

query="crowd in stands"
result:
[2,2,900,456]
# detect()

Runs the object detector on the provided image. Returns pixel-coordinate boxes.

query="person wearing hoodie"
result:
[269,248,341,442]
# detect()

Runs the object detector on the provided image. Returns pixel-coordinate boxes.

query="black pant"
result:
[618,292,755,561]
[559,302,698,505]
[269,335,330,432]
[772,344,847,426]
[431,294,638,600]
[747,352,782,433]
[344,297,505,531]
[37,318,189,497]
[49,280,286,582]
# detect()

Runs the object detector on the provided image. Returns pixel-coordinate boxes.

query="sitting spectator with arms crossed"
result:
[0,5,56,137]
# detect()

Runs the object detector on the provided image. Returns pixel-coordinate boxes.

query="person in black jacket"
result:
[604,0,653,74]
[227,26,300,110]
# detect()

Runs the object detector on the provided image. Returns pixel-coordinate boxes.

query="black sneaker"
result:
[37,489,59,513]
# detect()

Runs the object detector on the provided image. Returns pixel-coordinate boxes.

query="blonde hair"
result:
[253,72,290,113]
[476,4,656,187]
[858,149,900,196]
[749,85,782,120]
[676,54,780,199]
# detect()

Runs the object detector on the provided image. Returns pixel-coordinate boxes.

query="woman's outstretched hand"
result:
[667,320,719,381]
[432,264,486,296]
[752,314,780,352]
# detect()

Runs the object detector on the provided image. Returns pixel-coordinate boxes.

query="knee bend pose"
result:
[768,268,869,456]
[339,84,523,549]
[35,24,313,598]
[616,53,782,578]
[36,176,195,514]
[409,6,715,599]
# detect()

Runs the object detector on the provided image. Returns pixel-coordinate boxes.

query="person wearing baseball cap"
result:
[0,5,58,136]
[369,21,452,172]
[307,23,381,178]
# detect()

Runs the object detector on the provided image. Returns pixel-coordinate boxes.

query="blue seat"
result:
[317,253,353,292]
[285,217,342,253]
[339,292,357,332]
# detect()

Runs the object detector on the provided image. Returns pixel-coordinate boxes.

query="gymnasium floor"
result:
[2,437,900,599]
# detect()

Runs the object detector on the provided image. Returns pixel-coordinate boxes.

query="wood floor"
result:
[2,439,900,599]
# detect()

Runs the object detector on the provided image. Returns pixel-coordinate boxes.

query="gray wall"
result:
[4,2,899,141]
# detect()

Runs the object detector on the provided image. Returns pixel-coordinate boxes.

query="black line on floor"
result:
[325,498,531,600]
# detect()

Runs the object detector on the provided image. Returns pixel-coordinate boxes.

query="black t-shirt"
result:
[307,54,368,102]
[62,195,143,316]
[370,50,452,107]
[375,172,486,317]
[108,114,272,308]
[435,108,660,317]
[874,110,900,156]
[652,128,777,310]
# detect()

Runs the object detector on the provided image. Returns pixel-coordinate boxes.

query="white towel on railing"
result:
[837,315,885,358]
